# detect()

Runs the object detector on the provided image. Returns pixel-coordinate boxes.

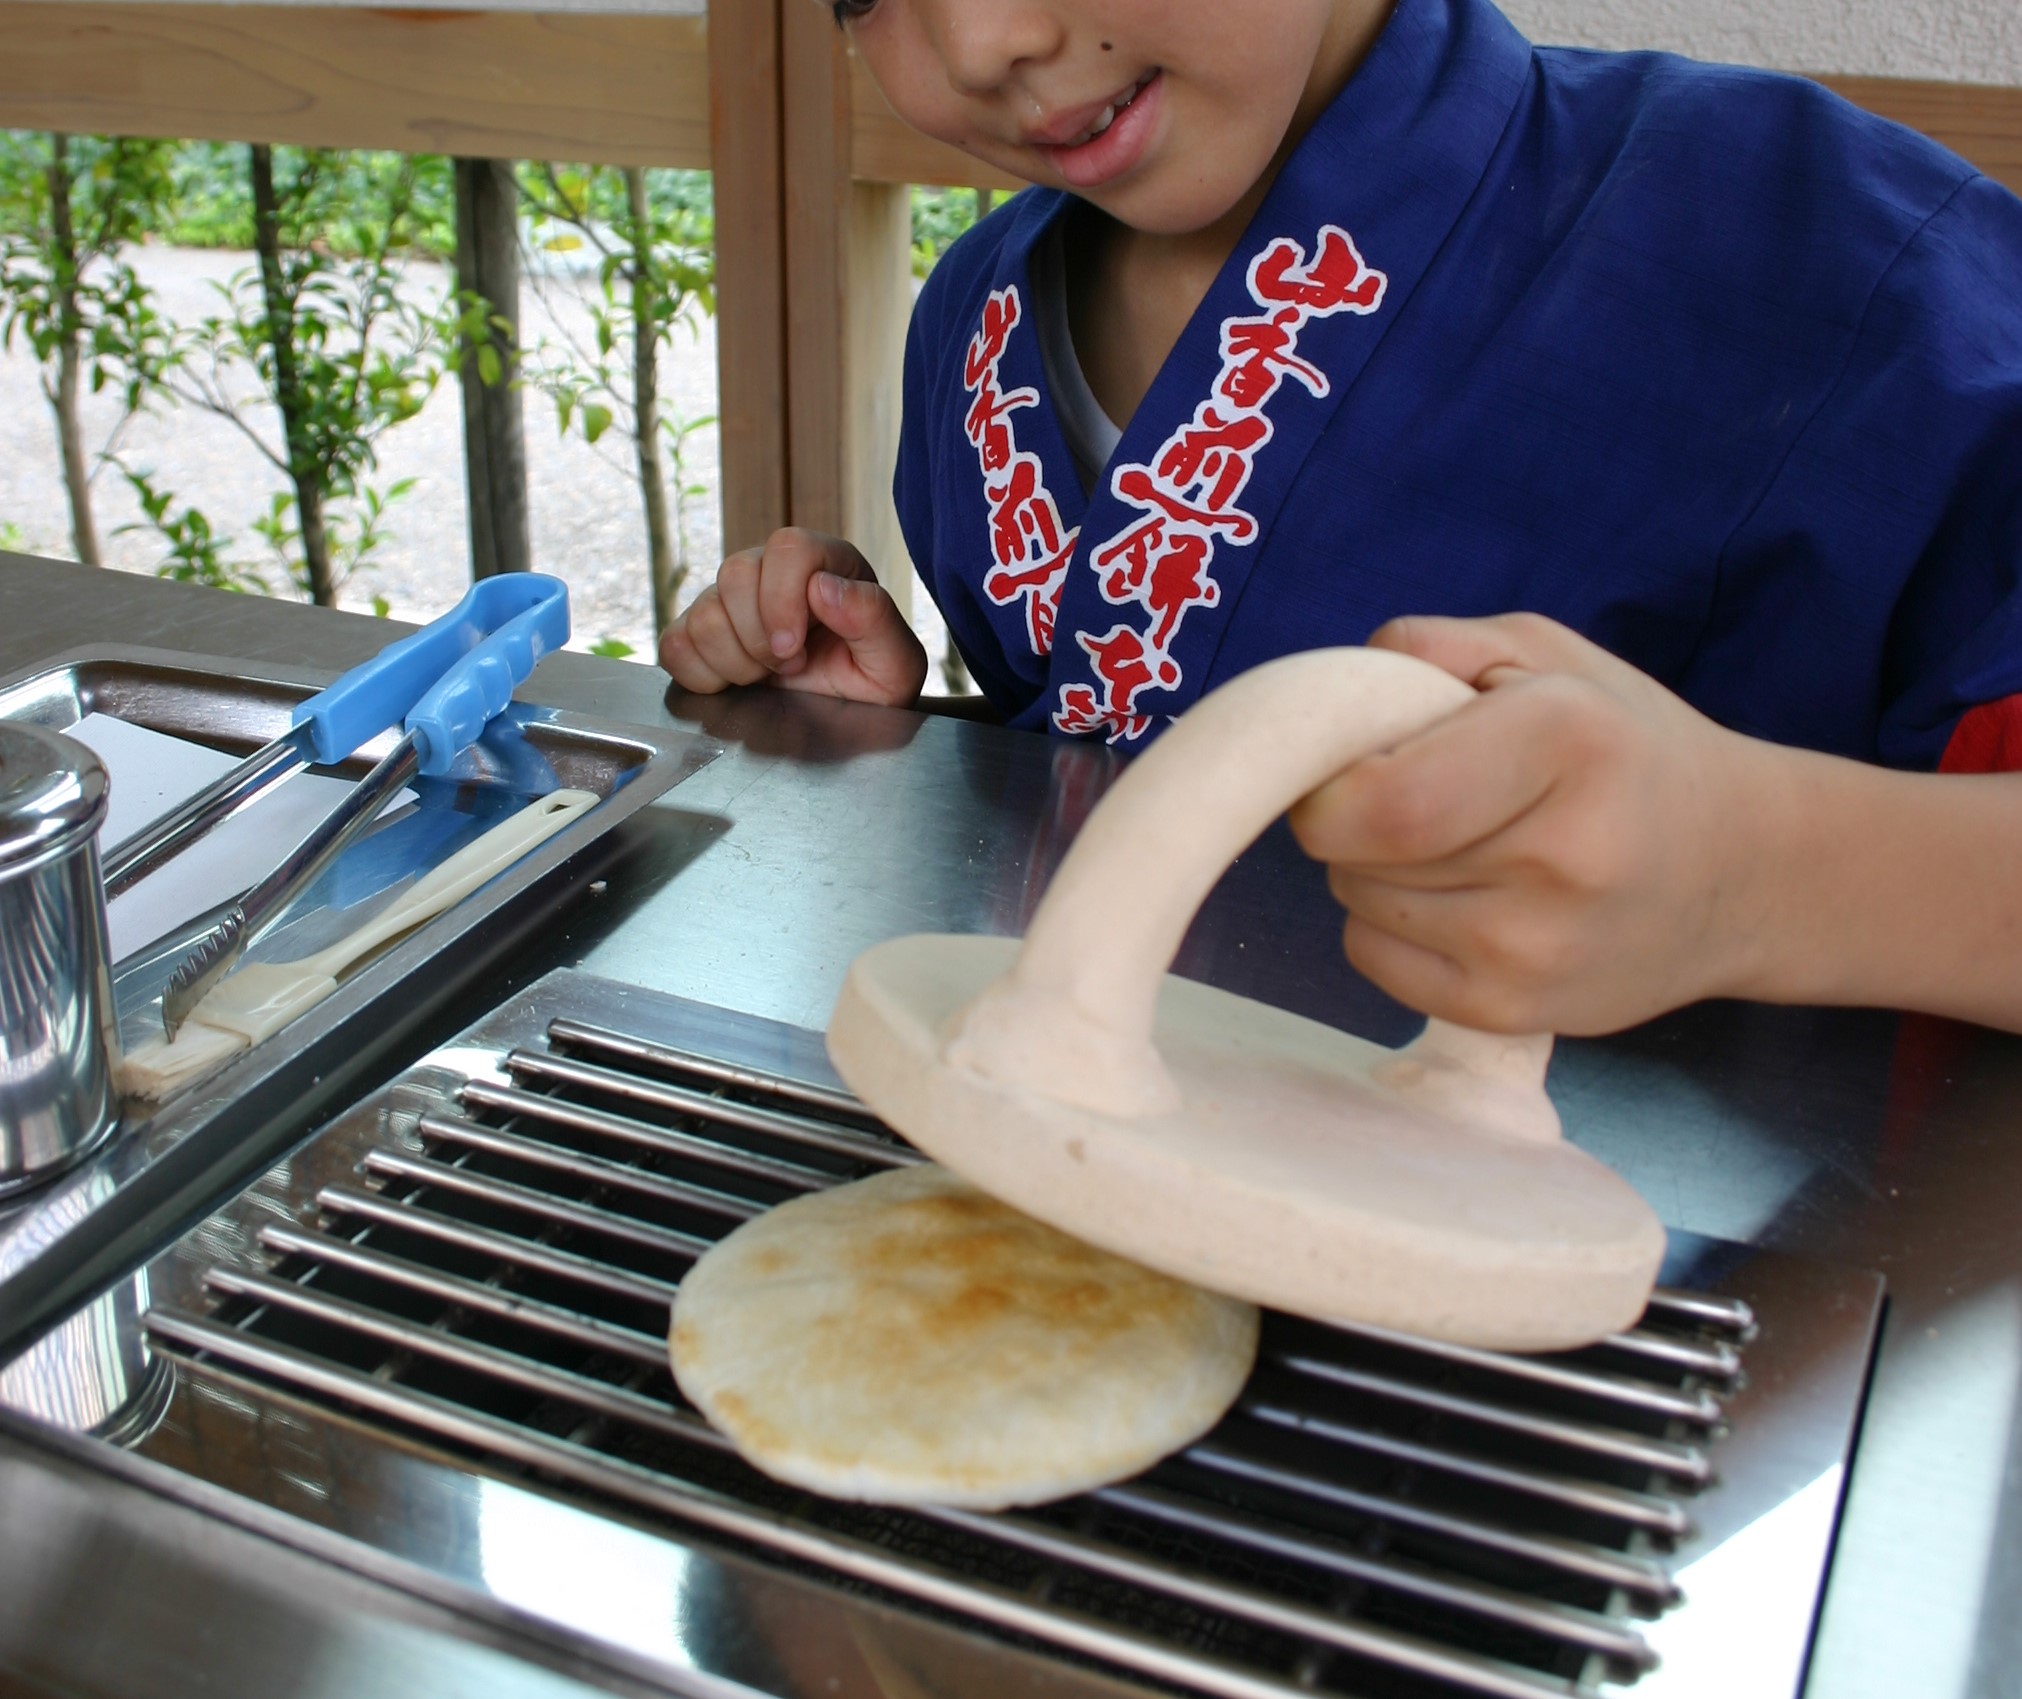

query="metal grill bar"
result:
[360,1151,715,1259]
[146,1302,1605,1699]
[197,1270,679,1423]
[307,1180,1685,1599]
[1291,1323,1721,1426]
[503,1047,914,1168]
[142,988,1802,1699]
[1641,1291,1755,1336]
[544,1017,872,1123]
[1272,1355,1713,1485]
[1077,1482,1655,1667]
[1178,1443,1677,1602]
[1599,1328,1742,1380]
[1242,1403,1693,1539]
[256,1225,669,1369]
[316,1184,677,1304]
[459,1080,851,1190]
[411,1115,768,1222]
[189,1265,1656,1674]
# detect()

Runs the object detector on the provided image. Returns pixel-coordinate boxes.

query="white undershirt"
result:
[1033,218,1124,494]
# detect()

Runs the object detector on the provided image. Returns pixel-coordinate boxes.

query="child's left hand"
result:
[1288,613,1782,1036]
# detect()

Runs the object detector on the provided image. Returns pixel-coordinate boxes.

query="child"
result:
[660,0,2022,1038]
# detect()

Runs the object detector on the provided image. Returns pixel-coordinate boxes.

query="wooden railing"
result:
[1,3,2017,594]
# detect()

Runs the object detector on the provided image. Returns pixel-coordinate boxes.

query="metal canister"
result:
[0,723,120,1192]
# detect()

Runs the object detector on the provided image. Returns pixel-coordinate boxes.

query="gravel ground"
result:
[0,242,953,677]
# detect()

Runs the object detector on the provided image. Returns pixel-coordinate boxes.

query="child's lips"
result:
[1030,71,1163,190]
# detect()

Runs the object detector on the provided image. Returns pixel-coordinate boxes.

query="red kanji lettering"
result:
[1217,313,1328,409]
[1155,407,1272,511]
[1250,228,1386,315]
[1141,535,1220,649]
[964,289,1023,389]
[1114,467,1259,540]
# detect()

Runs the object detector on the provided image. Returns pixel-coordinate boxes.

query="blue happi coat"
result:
[894,0,2022,771]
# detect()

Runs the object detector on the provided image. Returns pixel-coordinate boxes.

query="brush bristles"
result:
[117,1022,248,1099]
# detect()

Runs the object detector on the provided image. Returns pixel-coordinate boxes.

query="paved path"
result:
[0,243,953,680]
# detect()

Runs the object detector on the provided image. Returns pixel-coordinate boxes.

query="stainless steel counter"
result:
[1,555,2019,1698]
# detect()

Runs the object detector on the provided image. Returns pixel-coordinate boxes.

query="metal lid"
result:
[0,723,108,873]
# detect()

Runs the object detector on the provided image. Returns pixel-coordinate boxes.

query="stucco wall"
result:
[1498,0,2022,83]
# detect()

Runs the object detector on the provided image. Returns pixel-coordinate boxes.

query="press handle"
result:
[943,647,1558,1135]
[405,577,571,776]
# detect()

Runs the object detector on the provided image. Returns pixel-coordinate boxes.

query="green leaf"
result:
[476,342,501,387]
[582,402,612,444]
[372,594,391,617]
[588,636,634,659]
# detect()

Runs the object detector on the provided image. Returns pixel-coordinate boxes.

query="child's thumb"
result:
[810,570,897,644]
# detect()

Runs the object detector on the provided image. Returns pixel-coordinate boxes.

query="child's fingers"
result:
[755,529,877,660]
[1367,611,1605,688]
[714,547,784,671]
[658,617,724,693]
[659,602,738,694]
[754,530,829,659]
[1290,679,1569,869]
[795,571,930,703]
[1341,910,1546,1035]
[672,584,773,689]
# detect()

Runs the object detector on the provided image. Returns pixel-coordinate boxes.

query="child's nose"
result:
[934,0,1065,95]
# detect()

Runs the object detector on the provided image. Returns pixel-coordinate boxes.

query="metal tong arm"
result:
[101,724,312,899]
[234,732,422,952]
[158,732,422,1037]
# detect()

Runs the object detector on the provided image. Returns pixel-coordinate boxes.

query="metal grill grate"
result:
[145,1015,1757,1699]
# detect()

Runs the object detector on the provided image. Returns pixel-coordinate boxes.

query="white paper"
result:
[68,713,412,962]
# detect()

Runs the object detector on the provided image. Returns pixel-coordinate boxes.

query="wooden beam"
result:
[709,0,789,553]
[781,0,852,541]
[0,4,709,167]
[1818,75,2022,197]
[847,50,1022,192]
[781,3,913,605]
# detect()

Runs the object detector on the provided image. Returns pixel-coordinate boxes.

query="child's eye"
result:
[832,0,878,21]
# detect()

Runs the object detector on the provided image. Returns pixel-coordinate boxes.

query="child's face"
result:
[841,0,1379,236]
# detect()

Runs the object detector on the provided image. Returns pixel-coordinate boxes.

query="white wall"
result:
[1499,0,2022,83]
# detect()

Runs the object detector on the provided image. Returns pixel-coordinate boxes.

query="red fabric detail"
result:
[1939,695,2022,774]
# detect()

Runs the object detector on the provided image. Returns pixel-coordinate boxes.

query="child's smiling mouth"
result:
[1027,70,1164,190]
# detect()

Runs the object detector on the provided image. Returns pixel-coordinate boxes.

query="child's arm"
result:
[1289,614,2022,1037]
[658,527,928,706]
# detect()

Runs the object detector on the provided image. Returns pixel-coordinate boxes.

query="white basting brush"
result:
[120,789,598,1100]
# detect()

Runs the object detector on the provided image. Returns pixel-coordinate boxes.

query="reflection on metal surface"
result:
[477,1479,701,1669]
[1644,1468,1844,1696]
[41,969,1885,1699]
[0,723,120,1194]
[0,1267,165,1443]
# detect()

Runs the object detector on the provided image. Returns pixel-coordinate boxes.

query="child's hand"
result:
[1289,614,1781,1036]
[658,528,929,707]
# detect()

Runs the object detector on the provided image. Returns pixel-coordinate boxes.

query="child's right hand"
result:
[658,528,929,708]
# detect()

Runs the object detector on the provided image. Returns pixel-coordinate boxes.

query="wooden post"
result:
[709,0,790,555]
[779,1,915,608]
[454,157,530,580]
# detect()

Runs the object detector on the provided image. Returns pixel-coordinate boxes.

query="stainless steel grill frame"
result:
[6,970,1880,1699]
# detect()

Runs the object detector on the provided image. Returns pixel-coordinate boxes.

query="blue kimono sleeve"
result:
[1695,172,2022,771]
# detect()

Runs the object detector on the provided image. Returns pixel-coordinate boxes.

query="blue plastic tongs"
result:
[152,573,570,1038]
[104,575,570,897]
